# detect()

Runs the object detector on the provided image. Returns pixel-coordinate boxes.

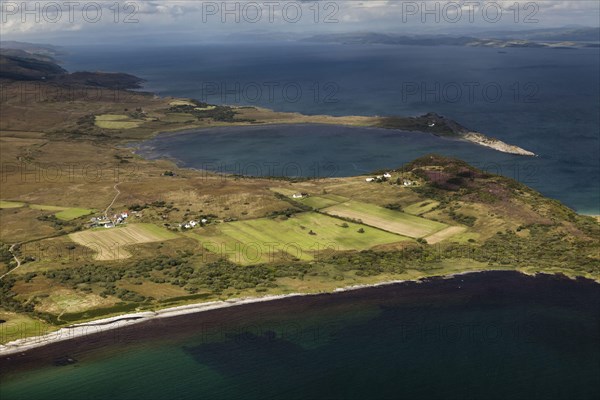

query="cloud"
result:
[1,1,598,42]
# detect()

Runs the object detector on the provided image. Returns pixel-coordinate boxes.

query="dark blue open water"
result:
[61,43,600,213]
[1,272,599,400]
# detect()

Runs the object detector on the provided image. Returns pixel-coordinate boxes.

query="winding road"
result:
[104,182,122,219]
[0,243,21,281]
[1,183,123,281]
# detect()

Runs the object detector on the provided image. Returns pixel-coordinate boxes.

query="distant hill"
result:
[476,27,600,41]
[0,53,67,81]
[303,27,600,49]
[0,41,144,89]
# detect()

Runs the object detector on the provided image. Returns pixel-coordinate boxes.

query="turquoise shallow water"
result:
[2,272,599,400]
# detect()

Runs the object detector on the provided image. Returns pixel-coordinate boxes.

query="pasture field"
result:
[423,226,467,244]
[29,204,94,221]
[0,201,25,209]
[322,200,448,238]
[168,100,196,106]
[299,194,348,209]
[95,114,143,129]
[194,212,409,265]
[54,208,95,221]
[69,223,179,261]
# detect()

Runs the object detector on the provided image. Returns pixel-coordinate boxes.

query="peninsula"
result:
[0,44,596,353]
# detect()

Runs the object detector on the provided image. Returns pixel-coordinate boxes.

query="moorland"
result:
[0,44,597,346]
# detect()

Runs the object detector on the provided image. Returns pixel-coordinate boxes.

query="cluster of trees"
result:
[476,225,599,273]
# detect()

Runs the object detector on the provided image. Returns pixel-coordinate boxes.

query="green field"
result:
[95,114,143,129]
[55,208,95,221]
[195,212,409,265]
[0,201,25,209]
[0,310,56,344]
[322,200,448,238]
[299,194,349,209]
[29,204,94,221]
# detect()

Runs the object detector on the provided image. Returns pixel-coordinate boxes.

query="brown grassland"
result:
[0,79,598,343]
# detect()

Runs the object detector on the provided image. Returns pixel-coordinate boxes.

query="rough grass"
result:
[29,204,67,211]
[322,200,448,238]
[403,200,440,216]
[194,212,409,265]
[69,223,179,261]
[162,113,196,123]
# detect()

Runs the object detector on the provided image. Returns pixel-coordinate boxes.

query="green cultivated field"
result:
[299,194,349,209]
[322,200,448,238]
[196,212,409,265]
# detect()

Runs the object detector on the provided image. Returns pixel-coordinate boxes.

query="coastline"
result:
[0,270,492,357]
[3,268,597,357]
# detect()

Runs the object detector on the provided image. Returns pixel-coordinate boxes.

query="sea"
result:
[0,42,598,399]
[58,42,600,214]
[1,272,599,400]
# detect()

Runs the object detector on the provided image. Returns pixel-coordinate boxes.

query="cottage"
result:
[292,193,304,199]
[366,178,375,182]
[201,218,208,224]
[189,221,198,227]
[383,173,392,179]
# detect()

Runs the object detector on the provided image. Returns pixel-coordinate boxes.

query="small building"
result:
[366,178,375,182]
[383,173,392,179]
[201,218,208,224]
[189,221,198,227]
[292,193,304,199]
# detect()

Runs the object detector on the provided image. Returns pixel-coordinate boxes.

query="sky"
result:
[1,1,599,45]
